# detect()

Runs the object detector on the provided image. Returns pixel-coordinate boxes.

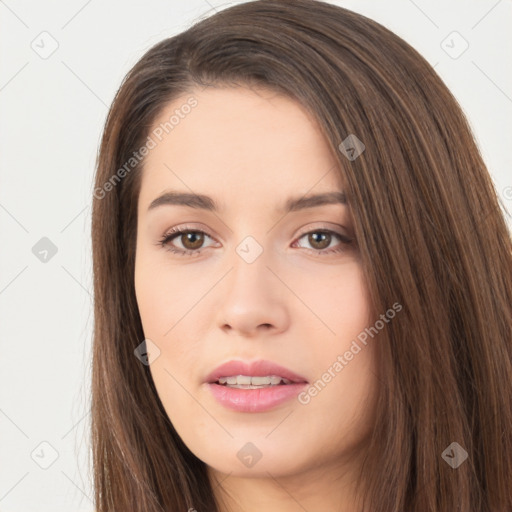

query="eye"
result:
[157,226,218,256]
[157,226,354,257]
[292,229,354,255]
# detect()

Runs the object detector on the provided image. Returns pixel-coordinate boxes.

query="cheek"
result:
[134,251,206,340]
[294,259,371,340]
[295,261,376,430]
[134,252,209,409]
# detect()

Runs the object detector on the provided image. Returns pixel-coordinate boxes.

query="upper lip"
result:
[205,359,308,384]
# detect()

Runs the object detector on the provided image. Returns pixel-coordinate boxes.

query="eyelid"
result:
[158,222,353,260]
[161,221,350,243]
[162,223,217,239]
[294,221,350,238]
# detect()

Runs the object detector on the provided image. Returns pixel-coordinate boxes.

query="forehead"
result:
[138,85,344,209]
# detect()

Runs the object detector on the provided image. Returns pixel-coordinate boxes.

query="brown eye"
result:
[159,228,216,255]
[159,227,353,257]
[307,232,332,250]
[179,231,205,250]
[294,229,354,255]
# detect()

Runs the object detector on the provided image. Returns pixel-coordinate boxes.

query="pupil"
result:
[309,232,330,249]
[181,231,331,251]
[183,232,203,249]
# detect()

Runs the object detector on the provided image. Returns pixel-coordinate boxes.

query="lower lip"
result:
[206,382,308,413]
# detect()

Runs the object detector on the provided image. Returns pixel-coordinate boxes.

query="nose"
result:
[216,246,290,338]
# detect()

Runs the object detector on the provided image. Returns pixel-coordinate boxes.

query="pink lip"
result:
[204,359,308,413]
[204,359,308,384]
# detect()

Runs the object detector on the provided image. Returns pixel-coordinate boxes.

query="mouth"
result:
[204,359,308,387]
[214,375,297,389]
[204,360,308,412]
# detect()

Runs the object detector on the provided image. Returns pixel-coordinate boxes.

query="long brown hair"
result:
[90,1,512,510]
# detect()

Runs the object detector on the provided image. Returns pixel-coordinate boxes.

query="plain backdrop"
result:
[0,0,510,510]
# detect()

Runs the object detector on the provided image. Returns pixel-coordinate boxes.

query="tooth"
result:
[236,375,252,385]
[251,376,271,385]
[215,374,296,386]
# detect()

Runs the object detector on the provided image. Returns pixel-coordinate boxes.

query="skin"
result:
[134,85,378,511]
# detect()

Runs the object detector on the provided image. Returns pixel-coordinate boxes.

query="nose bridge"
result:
[228,233,273,296]
[216,231,289,335]
[235,233,267,267]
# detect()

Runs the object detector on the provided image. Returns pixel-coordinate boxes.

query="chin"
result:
[199,438,312,478]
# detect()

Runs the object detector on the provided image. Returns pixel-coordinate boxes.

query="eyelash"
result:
[156,225,354,257]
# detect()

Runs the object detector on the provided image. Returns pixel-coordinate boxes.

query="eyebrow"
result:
[147,190,346,213]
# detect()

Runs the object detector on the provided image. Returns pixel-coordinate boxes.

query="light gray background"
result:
[0,0,510,510]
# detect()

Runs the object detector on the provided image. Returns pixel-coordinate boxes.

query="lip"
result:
[204,359,308,384]
[204,359,308,413]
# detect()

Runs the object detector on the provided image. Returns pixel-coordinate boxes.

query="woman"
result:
[90,1,512,510]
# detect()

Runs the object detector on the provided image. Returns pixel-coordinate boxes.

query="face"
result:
[134,85,378,482]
